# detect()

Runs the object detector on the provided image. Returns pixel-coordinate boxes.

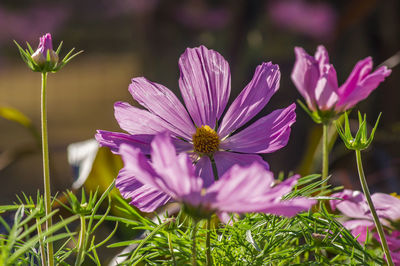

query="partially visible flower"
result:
[291,45,391,123]
[31,33,59,67]
[96,45,296,193]
[330,189,400,242]
[117,132,316,218]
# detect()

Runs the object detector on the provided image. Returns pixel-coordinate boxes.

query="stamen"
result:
[192,125,220,154]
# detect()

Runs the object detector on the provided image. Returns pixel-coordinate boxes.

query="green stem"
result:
[210,156,219,181]
[36,218,47,266]
[75,215,86,266]
[191,220,198,266]
[167,232,177,266]
[41,72,54,266]
[355,150,393,266]
[206,219,212,266]
[322,123,329,185]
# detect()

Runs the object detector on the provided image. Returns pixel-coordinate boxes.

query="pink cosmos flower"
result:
[117,132,316,215]
[291,45,391,113]
[330,189,400,242]
[96,45,296,188]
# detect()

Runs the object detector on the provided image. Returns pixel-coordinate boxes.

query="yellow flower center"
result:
[390,192,400,200]
[192,125,220,154]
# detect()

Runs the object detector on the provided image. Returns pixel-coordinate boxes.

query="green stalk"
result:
[191,220,198,266]
[75,215,86,266]
[206,219,212,266]
[355,150,393,266]
[36,218,47,266]
[41,72,54,266]
[322,123,329,185]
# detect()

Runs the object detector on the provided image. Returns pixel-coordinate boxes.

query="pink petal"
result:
[291,47,319,111]
[178,45,230,128]
[95,130,153,154]
[114,102,186,137]
[206,163,276,213]
[371,193,400,221]
[150,133,202,198]
[336,57,391,110]
[116,168,170,212]
[95,130,193,155]
[220,103,296,153]
[128,77,196,139]
[219,62,280,137]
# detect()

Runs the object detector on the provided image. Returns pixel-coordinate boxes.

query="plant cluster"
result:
[0,33,398,265]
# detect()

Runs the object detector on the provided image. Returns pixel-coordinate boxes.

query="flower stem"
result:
[191,220,198,266]
[75,215,86,266]
[210,156,219,181]
[322,123,329,185]
[36,218,47,266]
[41,72,54,266]
[355,150,393,266]
[206,219,212,266]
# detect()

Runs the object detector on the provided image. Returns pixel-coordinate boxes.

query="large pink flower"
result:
[96,45,296,189]
[291,45,391,113]
[117,132,316,215]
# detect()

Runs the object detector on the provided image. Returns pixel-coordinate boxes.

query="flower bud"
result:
[31,33,59,68]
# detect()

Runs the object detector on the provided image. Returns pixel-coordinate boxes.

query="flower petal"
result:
[221,103,296,153]
[114,101,189,138]
[206,163,276,213]
[128,77,196,139]
[116,168,171,212]
[95,130,153,154]
[336,57,391,110]
[150,133,202,198]
[219,62,281,137]
[95,130,192,154]
[371,193,400,221]
[178,45,231,128]
[291,47,319,111]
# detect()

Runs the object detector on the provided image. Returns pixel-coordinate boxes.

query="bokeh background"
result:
[1,0,399,204]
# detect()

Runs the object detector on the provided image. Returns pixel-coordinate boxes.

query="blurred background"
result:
[0,0,399,204]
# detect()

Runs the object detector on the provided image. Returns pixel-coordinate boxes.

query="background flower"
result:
[292,45,391,115]
[330,189,400,242]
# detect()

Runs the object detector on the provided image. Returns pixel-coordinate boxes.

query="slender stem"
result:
[206,219,212,266]
[36,218,47,266]
[210,156,219,181]
[41,72,54,266]
[167,232,177,266]
[191,220,198,266]
[355,150,393,266]
[322,123,329,185]
[75,215,86,266]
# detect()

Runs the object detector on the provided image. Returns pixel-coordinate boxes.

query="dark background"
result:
[0,0,399,204]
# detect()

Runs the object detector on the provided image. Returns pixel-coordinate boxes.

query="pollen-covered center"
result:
[192,125,220,154]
